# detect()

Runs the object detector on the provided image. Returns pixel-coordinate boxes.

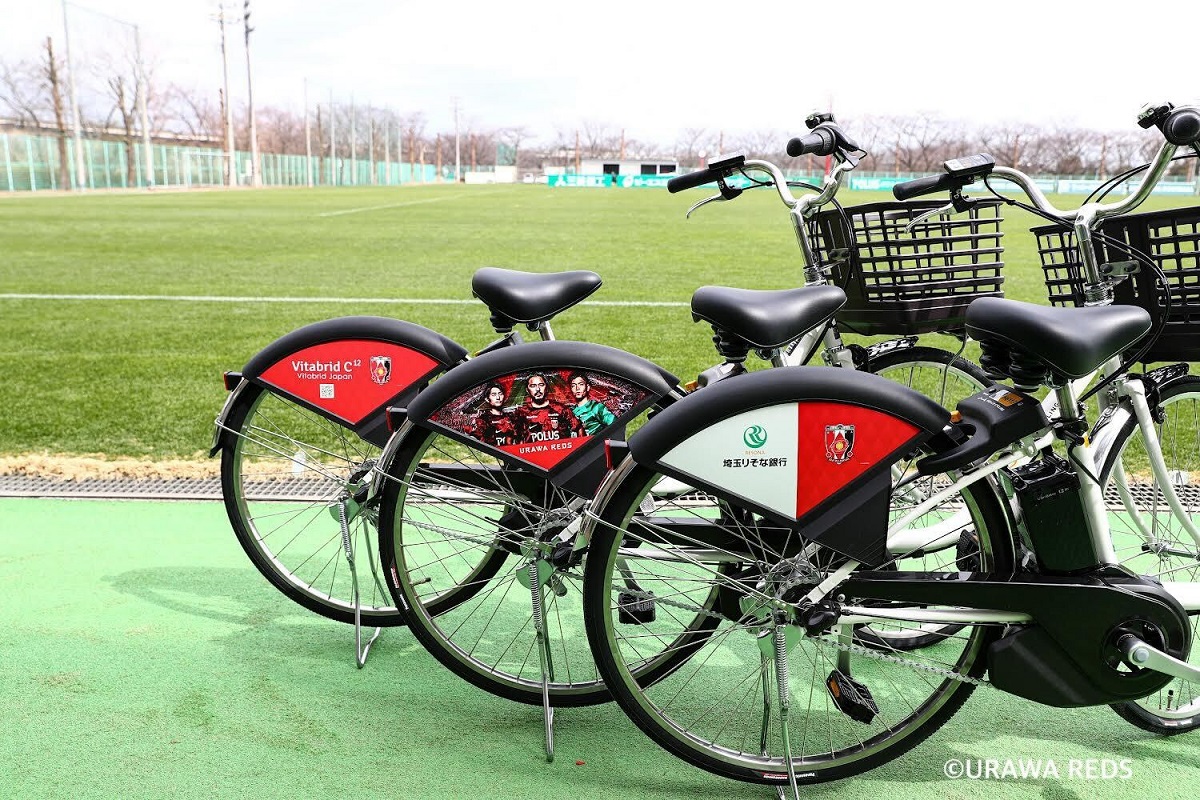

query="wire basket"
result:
[1033,205,1200,362]
[808,199,1005,336]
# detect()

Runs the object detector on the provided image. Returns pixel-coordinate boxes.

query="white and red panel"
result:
[657,400,920,521]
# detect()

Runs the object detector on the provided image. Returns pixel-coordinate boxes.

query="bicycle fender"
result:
[211,376,254,456]
[405,340,679,495]
[628,366,950,566]
[214,316,468,453]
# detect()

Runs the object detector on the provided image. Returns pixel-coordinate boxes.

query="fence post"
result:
[2,134,11,192]
[26,137,36,191]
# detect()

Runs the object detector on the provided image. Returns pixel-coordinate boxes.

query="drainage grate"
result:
[0,474,336,502]
[1,474,1195,507]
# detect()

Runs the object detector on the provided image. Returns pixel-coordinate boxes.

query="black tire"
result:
[582,451,1014,785]
[1100,377,1200,733]
[858,345,992,649]
[220,381,403,626]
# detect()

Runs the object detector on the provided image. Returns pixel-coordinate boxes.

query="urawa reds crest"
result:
[370,355,392,385]
[825,423,855,464]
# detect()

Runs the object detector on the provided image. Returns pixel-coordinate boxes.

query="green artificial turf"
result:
[1,183,1195,459]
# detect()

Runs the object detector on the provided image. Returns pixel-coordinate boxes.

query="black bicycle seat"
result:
[690,285,847,349]
[966,297,1151,379]
[471,267,603,326]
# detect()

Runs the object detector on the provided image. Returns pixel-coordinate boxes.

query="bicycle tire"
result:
[582,449,1014,785]
[1101,376,1200,733]
[858,345,992,650]
[220,381,403,625]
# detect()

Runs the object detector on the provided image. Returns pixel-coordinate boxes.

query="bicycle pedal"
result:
[617,592,656,624]
[826,669,878,724]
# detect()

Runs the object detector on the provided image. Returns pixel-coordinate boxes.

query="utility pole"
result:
[60,0,86,190]
[453,97,461,183]
[349,93,356,185]
[243,0,260,186]
[303,78,313,187]
[329,90,336,185]
[218,4,235,186]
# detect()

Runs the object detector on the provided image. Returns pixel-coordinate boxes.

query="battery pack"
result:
[1003,454,1097,573]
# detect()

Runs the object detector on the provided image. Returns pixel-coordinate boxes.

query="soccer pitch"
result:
[0,183,1193,459]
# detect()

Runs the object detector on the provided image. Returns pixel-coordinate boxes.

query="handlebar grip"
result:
[786,127,836,157]
[667,168,719,193]
[892,172,961,201]
[1164,107,1200,146]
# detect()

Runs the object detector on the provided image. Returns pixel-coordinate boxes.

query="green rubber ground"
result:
[2,497,1198,799]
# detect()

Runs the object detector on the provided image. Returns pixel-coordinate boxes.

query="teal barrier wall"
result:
[0,131,438,191]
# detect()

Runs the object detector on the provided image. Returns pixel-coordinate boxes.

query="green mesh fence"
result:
[1,131,438,191]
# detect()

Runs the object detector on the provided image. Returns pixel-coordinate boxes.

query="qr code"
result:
[319,384,335,399]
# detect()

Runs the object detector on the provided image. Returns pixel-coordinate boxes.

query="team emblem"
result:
[825,424,855,464]
[370,356,392,385]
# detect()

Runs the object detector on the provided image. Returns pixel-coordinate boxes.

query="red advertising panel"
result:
[258,340,439,425]
[428,368,650,471]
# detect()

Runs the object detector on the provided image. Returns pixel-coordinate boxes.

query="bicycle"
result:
[369,117,999,757]
[892,102,1200,732]
[210,266,606,663]
[577,101,1200,795]
[208,115,991,669]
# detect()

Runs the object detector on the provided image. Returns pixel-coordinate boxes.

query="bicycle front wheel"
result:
[219,382,402,625]
[861,345,992,649]
[1104,376,1200,733]
[582,457,1013,786]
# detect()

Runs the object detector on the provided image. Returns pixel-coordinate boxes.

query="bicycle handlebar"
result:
[667,168,724,194]
[892,172,962,201]
[892,103,1200,227]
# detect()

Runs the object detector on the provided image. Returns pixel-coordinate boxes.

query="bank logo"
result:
[825,424,855,464]
[743,425,768,448]
[370,356,392,385]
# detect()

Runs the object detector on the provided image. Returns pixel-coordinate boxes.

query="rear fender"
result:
[212,316,468,453]
[405,340,680,497]
[628,366,950,566]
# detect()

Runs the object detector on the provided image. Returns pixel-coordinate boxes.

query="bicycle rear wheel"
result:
[220,382,402,625]
[1103,377,1200,733]
[582,457,1013,785]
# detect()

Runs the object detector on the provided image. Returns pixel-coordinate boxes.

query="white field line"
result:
[316,188,513,217]
[0,293,689,308]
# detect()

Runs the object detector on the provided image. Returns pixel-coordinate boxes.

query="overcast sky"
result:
[3,0,1196,148]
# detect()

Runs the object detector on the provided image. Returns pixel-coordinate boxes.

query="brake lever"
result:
[685,176,744,218]
[685,192,727,218]
[904,202,955,233]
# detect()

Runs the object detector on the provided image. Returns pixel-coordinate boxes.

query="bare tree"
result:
[0,56,46,127]
[39,38,71,188]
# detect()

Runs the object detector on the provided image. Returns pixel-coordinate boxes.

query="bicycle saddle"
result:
[471,267,603,328]
[966,297,1151,380]
[690,284,847,349]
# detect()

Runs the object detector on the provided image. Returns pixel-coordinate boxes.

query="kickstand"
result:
[335,495,384,668]
[772,621,800,800]
[528,558,556,762]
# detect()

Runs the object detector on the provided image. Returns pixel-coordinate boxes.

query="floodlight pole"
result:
[243,0,260,187]
[218,4,235,186]
[60,0,86,190]
[133,24,154,187]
